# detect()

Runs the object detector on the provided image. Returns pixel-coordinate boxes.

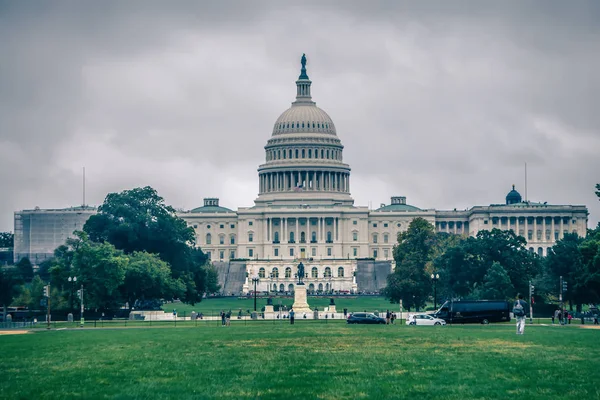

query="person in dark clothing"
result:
[513,294,529,335]
[290,309,295,325]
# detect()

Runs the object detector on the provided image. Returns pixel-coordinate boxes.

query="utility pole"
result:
[561,277,568,325]
[80,284,84,327]
[529,280,534,323]
[44,284,51,330]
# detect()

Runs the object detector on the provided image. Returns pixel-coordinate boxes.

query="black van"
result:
[433,300,511,324]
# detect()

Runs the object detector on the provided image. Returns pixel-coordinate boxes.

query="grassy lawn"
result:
[1,323,599,399]
[163,296,402,316]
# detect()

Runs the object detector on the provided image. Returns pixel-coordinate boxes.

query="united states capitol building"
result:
[14,56,588,294]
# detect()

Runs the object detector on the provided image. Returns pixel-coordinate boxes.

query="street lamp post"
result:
[431,273,440,311]
[68,276,77,315]
[252,277,260,312]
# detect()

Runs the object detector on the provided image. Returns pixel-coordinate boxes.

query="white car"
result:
[406,313,447,326]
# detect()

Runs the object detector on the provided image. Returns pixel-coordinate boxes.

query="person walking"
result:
[386,309,391,325]
[568,313,572,324]
[290,309,295,325]
[513,294,528,335]
[220,310,226,326]
[551,313,555,325]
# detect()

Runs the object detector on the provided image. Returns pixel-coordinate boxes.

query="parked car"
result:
[347,313,386,324]
[406,313,447,326]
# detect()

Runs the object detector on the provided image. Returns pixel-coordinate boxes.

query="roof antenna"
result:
[524,162,527,202]
[83,166,86,207]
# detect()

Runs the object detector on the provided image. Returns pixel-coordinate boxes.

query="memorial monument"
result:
[292,262,312,312]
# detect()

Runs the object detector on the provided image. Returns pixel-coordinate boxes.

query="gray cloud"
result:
[1,1,599,233]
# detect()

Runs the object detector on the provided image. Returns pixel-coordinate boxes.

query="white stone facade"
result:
[177,57,588,293]
[13,57,589,293]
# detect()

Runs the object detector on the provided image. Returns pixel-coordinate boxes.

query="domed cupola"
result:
[256,54,353,206]
[506,185,522,205]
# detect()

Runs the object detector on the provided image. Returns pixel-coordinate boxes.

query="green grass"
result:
[163,295,401,315]
[1,323,599,399]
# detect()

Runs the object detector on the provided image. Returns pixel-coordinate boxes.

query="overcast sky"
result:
[1,1,599,233]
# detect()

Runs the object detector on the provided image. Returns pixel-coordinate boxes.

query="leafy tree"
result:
[435,237,487,299]
[69,232,128,310]
[15,257,34,282]
[83,186,209,304]
[29,275,46,310]
[0,267,22,318]
[545,233,586,310]
[205,265,221,295]
[596,183,600,201]
[12,286,32,308]
[0,232,13,248]
[479,262,515,300]
[120,251,185,307]
[384,217,436,311]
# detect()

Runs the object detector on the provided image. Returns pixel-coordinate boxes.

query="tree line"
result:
[1,186,220,315]
[384,185,600,312]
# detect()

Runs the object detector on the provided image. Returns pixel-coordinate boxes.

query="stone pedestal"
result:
[264,305,274,313]
[292,284,312,312]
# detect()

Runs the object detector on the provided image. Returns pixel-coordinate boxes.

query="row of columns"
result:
[437,216,578,242]
[259,171,349,194]
[267,148,341,161]
[264,217,340,243]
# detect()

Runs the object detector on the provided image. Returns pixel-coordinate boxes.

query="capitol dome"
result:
[256,54,352,206]
[272,106,336,136]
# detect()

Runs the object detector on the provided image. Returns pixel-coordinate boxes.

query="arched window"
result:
[274,231,279,243]
[302,149,305,158]
[219,235,225,245]
[259,268,265,278]
[321,149,324,158]
[537,247,544,257]
[295,149,299,158]
[272,283,277,291]
[292,123,295,128]
[279,284,284,292]
[327,150,330,159]
[308,149,312,158]
[248,232,253,242]
[324,267,332,277]
[288,284,294,292]
[311,232,317,243]
[383,234,389,244]
[272,267,279,278]
[373,234,378,244]
[289,231,295,243]
[338,267,344,277]
[283,150,286,159]
[318,283,323,292]
[230,235,235,245]
[327,231,332,243]
[278,150,281,159]
[529,247,534,253]
[285,267,292,278]
[206,233,212,244]
[308,283,315,292]
[300,232,306,243]
[312,267,318,278]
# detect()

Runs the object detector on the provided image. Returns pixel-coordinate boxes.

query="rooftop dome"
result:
[506,185,522,205]
[375,196,422,212]
[190,198,233,213]
[271,53,337,136]
[272,106,336,135]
